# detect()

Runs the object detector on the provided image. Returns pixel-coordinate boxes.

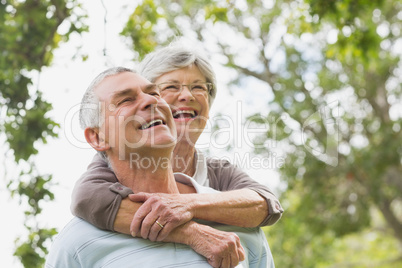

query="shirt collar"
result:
[191,148,209,187]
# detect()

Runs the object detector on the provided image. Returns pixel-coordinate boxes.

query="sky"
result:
[1,1,280,267]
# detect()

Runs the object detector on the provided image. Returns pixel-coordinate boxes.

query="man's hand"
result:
[184,222,246,268]
[129,192,194,241]
[129,194,246,267]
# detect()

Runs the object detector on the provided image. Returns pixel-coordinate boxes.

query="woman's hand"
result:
[129,192,194,241]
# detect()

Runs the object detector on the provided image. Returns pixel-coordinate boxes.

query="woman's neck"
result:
[172,141,196,176]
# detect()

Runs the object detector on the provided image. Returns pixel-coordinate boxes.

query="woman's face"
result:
[154,64,210,146]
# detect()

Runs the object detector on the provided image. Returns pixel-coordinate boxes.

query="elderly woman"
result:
[71,42,283,265]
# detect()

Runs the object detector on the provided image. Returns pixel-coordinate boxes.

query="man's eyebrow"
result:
[144,83,158,92]
[111,88,134,101]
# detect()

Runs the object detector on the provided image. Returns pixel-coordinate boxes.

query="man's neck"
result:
[110,153,180,194]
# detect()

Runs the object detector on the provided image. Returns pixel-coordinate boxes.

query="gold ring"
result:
[155,220,164,229]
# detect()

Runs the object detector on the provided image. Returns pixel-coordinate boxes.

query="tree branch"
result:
[379,197,402,243]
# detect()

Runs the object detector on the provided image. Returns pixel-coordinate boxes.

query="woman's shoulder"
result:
[205,157,238,182]
[205,156,233,169]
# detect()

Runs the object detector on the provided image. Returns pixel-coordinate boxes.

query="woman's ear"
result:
[84,127,110,151]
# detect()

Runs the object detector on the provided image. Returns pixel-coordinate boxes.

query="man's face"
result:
[95,71,176,159]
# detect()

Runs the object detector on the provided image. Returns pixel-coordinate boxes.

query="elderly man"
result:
[45,67,274,268]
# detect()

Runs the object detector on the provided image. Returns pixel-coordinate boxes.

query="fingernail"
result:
[131,231,136,237]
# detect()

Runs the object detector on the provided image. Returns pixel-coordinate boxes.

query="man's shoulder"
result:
[53,217,108,245]
[46,217,101,267]
[62,217,98,232]
[56,217,99,241]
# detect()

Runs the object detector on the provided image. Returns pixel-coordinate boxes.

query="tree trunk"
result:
[379,198,402,245]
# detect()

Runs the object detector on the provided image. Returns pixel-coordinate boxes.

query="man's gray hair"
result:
[79,67,135,129]
[138,41,217,107]
[79,67,134,165]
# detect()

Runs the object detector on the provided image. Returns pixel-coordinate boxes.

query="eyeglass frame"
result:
[156,82,213,96]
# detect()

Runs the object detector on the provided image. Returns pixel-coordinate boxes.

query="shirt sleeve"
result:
[206,158,284,226]
[70,153,132,231]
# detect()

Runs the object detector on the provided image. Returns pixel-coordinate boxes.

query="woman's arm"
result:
[207,158,283,227]
[113,200,245,267]
[127,158,283,241]
[71,153,124,230]
[119,159,283,242]
[179,188,269,227]
[71,156,245,267]
[129,188,267,235]
[72,154,282,238]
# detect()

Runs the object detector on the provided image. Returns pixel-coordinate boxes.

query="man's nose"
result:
[140,93,159,110]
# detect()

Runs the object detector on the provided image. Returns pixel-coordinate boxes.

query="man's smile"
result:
[139,119,166,130]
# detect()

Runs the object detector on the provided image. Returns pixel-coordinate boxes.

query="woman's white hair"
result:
[138,41,217,107]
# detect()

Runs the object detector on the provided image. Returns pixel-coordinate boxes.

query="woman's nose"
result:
[177,85,195,102]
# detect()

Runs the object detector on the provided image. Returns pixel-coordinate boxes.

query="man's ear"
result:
[84,127,110,151]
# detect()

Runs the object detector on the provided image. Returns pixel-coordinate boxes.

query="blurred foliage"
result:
[3,0,401,266]
[264,191,402,267]
[122,0,402,266]
[0,0,87,267]
[8,168,58,268]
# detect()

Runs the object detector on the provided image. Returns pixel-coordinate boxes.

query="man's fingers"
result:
[220,256,230,268]
[207,257,221,268]
[128,192,150,203]
[155,222,175,241]
[227,241,240,268]
[130,204,152,236]
[147,219,165,241]
[237,240,245,262]
[139,211,160,239]
[229,252,239,268]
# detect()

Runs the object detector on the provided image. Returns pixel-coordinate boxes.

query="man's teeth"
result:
[173,110,196,118]
[140,119,163,130]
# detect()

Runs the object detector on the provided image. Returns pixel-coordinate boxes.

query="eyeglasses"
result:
[156,82,213,96]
